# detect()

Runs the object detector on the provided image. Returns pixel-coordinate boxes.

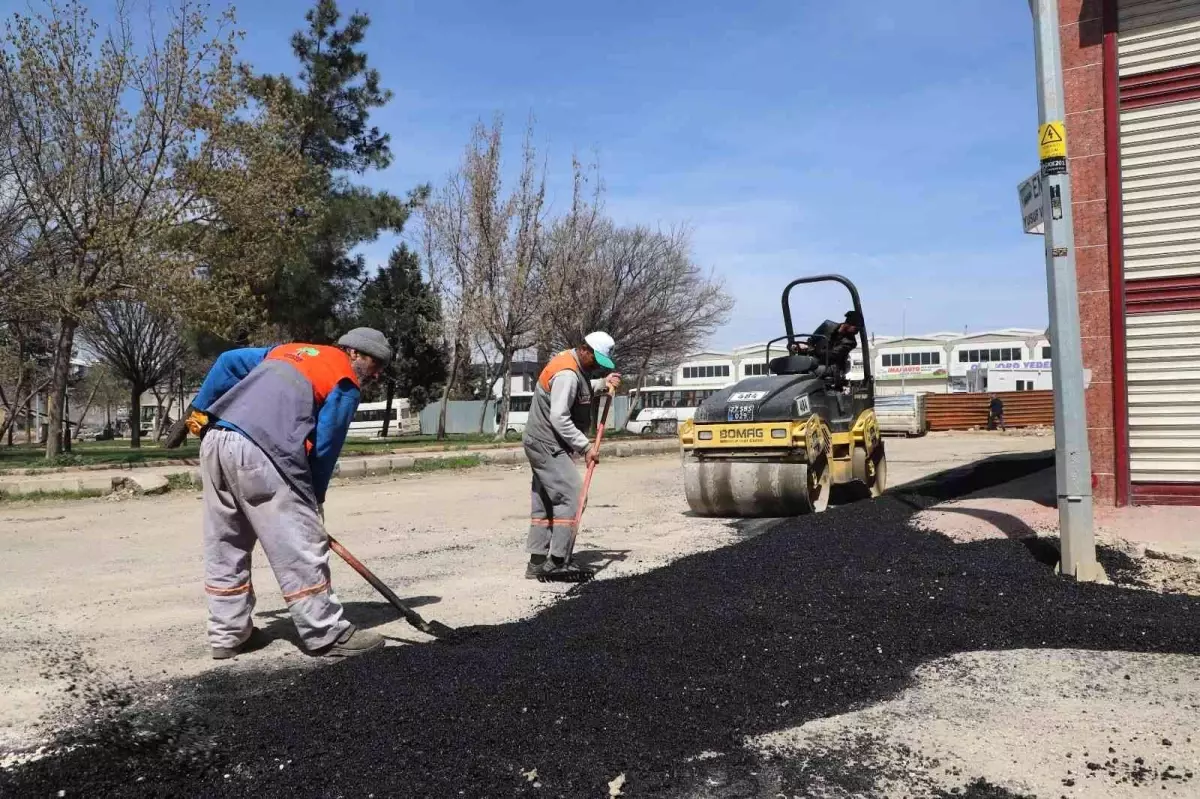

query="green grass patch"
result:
[403,455,483,473]
[0,441,202,472]
[0,487,106,503]
[0,433,527,471]
[0,428,630,472]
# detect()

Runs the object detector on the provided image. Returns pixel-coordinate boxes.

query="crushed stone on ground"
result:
[3,454,1200,798]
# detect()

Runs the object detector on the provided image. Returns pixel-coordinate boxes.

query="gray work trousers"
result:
[200,429,350,650]
[525,443,583,559]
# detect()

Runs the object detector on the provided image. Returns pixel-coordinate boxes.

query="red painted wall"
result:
[1057,0,1120,505]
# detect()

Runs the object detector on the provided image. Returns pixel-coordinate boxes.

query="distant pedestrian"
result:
[988,394,1006,431]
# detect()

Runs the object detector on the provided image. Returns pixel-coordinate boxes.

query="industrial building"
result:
[1057,0,1200,505]
[673,328,1053,396]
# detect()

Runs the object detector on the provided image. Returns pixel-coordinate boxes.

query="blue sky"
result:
[62,0,1051,348]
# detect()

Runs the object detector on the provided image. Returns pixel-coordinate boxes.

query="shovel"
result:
[328,535,456,640]
[565,385,617,560]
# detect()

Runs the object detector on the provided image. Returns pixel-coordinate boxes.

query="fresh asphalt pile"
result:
[5,453,1200,798]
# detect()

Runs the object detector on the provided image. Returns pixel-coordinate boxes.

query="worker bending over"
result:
[523,331,621,582]
[179,329,392,660]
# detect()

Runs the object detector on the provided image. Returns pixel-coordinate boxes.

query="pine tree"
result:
[357,245,446,434]
[252,0,423,343]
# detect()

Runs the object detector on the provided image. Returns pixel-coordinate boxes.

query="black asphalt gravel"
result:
[4,453,1200,798]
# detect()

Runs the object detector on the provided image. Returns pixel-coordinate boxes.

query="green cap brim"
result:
[595,351,615,370]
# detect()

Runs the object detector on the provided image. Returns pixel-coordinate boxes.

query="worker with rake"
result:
[523,331,621,583]
[165,329,393,660]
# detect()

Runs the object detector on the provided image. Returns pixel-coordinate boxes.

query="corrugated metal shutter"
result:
[1126,311,1200,483]
[1118,99,1200,281]
[1117,0,1200,77]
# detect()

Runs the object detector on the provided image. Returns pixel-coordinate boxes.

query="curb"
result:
[0,439,680,500]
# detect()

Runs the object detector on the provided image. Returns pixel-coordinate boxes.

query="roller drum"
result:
[683,456,830,517]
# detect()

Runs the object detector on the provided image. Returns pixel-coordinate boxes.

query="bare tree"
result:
[473,335,501,433]
[541,221,733,388]
[533,155,604,358]
[68,362,121,438]
[81,300,186,449]
[424,116,547,440]
[0,320,53,444]
[0,0,314,458]
[474,119,547,440]
[422,166,478,439]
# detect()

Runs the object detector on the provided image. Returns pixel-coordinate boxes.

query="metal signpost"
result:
[1027,0,1103,581]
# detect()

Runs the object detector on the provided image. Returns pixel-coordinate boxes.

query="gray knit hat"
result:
[337,327,393,364]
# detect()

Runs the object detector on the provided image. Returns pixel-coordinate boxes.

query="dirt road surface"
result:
[1,433,1047,751]
[2,431,1198,798]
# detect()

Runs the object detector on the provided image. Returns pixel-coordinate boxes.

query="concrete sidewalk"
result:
[912,466,1200,562]
[0,438,680,498]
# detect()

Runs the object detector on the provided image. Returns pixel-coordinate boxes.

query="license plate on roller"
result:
[727,404,754,422]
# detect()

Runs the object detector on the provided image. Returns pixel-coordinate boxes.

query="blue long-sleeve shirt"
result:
[194,347,360,504]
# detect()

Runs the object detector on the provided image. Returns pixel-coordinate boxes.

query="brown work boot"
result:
[319,625,385,658]
[211,627,270,660]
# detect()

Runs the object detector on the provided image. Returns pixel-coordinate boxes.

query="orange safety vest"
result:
[264,344,360,454]
[538,350,585,393]
[266,344,360,402]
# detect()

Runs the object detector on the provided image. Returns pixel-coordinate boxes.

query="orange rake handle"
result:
[568,387,616,555]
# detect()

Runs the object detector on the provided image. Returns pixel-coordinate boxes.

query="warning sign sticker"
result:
[1039,122,1066,160]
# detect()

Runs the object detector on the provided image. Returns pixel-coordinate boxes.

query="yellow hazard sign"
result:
[1039,122,1066,160]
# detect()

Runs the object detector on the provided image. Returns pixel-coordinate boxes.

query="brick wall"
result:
[1059,0,1118,504]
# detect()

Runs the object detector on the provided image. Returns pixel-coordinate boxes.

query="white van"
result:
[496,392,533,435]
[346,400,420,438]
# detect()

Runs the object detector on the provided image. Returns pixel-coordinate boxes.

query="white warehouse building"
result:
[672,327,1054,395]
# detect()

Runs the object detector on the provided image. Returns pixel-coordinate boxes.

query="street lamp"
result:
[901,296,913,395]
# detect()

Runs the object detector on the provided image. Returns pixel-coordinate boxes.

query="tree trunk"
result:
[73,379,103,438]
[493,351,515,441]
[0,375,22,446]
[0,377,52,446]
[637,351,652,393]
[62,392,71,452]
[129,384,144,449]
[437,341,461,441]
[44,317,78,459]
[477,357,498,434]
[153,394,175,440]
[25,396,32,444]
[382,379,396,438]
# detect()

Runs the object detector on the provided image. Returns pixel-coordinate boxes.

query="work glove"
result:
[163,405,210,449]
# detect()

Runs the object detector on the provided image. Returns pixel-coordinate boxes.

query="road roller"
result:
[679,274,887,517]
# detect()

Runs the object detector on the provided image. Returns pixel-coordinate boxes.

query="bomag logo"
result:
[720,428,764,441]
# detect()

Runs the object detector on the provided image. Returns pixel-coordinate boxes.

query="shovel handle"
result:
[570,387,616,545]
[328,535,433,632]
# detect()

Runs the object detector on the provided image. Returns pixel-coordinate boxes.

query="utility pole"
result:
[1028,0,1103,581]
[901,296,912,395]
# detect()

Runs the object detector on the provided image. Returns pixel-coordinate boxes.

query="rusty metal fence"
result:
[925,391,1054,431]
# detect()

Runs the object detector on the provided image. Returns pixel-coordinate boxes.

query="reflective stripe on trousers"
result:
[200,429,350,650]
[525,442,583,559]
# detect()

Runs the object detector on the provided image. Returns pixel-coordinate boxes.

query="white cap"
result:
[584,331,616,369]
